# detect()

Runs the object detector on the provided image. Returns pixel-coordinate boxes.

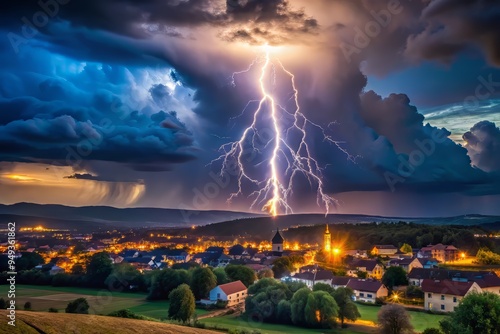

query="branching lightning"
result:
[212,45,357,216]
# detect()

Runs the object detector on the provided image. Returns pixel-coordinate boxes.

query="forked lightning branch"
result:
[213,45,356,217]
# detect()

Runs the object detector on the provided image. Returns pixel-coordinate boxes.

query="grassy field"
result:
[0,285,208,318]
[0,310,219,334]
[355,303,447,332]
[200,315,373,334]
[198,304,447,334]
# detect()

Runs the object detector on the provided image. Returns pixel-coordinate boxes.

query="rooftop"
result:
[421,279,476,296]
[218,280,247,295]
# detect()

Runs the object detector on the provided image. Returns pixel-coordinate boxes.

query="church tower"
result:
[272,228,284,255]
[324,224,331,252]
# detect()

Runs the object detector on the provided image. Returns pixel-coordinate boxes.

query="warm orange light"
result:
[333,248,340,255]
[461,253,465,258]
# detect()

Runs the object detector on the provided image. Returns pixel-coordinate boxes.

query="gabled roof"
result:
[331,276,351,286]
[218,280,247,295]
[272,229,284,244]
[373,245,397,249]
[389,258,417,266]
[351,259,379,271]
[421,279,477,296]
[347,279,384,292]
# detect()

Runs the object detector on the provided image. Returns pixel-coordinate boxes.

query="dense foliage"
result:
[382,266,408,291]
[65,297,90,314]
[168,284,195,323]
[440,292,500,334]
[476,248,500,265]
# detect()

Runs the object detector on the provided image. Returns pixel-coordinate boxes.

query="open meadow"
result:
[0,284,208,319]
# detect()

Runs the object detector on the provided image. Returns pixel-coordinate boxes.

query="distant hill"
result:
[0,202,498,233]
[0,203,262,231]
[0,310,219,334]
[190,213,500,240]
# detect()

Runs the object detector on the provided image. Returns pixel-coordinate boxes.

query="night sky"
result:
[1,0,499,217]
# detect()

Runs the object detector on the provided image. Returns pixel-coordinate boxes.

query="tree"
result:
[16,252,44,271]
[400,243,413,254]
[245,280,291,322]
[382,267,408,291]
[422,329,442,334]
[168,284,195,323]
[277,300,292,324]
[147,268,189,300]
[476,248,500,265]
[333,287,360,327]
[105,262,145,292]
[71,263,85,275]
[85,252,113,288]
[24,301,32,310]
[357,270,368,279]
[271,256,304,279]
[0,298,6,309]
[66,298,90,314]
[257,268,274,279]
[290,287,311,326]
[225,264,256,287]
[377,304,414,334]
[304,290,339,328]
[213,267,229,285]
[440,292,500,334]
[313,283,335,295]
[190,267,217,300]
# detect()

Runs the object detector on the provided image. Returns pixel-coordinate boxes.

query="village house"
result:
[209,280,247,307]
[388,257,423,273]
[417,244,459,262]
[284,270,334,288]
[371,245,398,256]
[347,259,385,279]
[346,279,389,303]
[421,279,481,313]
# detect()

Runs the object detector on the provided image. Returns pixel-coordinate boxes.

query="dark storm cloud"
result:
[463,120,500,172]
[406,0,500,66]
[1,0,500,213]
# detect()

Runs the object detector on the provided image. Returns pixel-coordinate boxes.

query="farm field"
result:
[0,284,208,318]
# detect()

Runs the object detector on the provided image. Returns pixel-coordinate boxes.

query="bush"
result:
[107,309,145,319]
[48,307,58,313]
[422,328,442,334]
[65,298,90,314]
[24,302,32,310]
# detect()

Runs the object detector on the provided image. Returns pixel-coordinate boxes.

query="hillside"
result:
[0,310,219,334]
[0,203,261,232]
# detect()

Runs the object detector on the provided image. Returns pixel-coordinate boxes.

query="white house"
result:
[421,279,481,313]
[209,280,247,307]
[346,279,388,303]
[285,270,334,288]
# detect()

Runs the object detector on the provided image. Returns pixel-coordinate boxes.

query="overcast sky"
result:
[1,0,499,217]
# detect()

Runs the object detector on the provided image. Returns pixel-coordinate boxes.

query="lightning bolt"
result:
[212,45,357,217]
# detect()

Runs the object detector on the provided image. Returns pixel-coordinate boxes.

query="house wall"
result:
[424,283,481,313]
[226,290,247,307]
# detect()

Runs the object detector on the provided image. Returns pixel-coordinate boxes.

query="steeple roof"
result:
[272,228,284,244]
